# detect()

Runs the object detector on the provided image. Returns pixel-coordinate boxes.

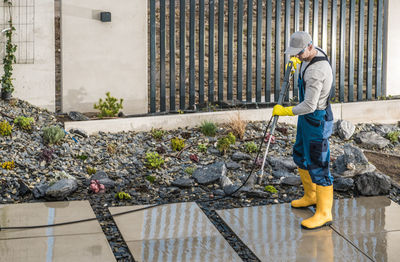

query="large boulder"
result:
[356,132,390,149]
[354,172,391,196]
[337,120,355,140]
[333,144,376,177]
[46,179,78,199]
[193,162,226,185]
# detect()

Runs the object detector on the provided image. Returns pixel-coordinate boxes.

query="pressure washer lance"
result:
[256,60,296,185]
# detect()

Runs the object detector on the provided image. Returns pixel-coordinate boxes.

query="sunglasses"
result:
[296,41,313,56]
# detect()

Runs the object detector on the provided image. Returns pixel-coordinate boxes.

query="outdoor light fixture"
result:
[100,12,111,22]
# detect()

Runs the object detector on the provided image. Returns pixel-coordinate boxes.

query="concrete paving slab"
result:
[331,196,400,262]
[109,202,242,262]
[0,200,115,262]
[217,203,370,262]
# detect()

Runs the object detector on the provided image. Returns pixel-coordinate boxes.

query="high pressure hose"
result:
[0,62,296,231]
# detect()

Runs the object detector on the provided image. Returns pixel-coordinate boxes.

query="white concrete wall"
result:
[386,0,400,96]
[61,0,147,115]
[1,0,55,111]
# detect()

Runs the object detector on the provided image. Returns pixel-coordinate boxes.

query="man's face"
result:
[296,45,313,62]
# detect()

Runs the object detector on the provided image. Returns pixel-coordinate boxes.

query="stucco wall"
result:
[61,0,148,115]
[386,0,400,96]
[1,0,55,111]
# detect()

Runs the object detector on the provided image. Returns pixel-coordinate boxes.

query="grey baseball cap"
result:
[285,31,312,55]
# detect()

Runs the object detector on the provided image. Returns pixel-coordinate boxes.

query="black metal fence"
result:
[149,0,386,113]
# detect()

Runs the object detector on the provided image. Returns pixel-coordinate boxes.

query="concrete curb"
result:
[64,100,400,135]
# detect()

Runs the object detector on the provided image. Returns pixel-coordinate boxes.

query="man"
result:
[272,31,334,230]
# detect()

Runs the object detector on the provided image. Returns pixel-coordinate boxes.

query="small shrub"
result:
[184,167,195,175]
[151,128,165,140]
[40,147,54,163]
[228,113,247,140]
[387,131,400,143]
[200,121,217,136]
[1,161,15,170]
[197,143,207,153]
[115,191,132,200]
[76,154,88,160]
[14,116,34,131]
[217,133,236,154]
[0,120,12,136]
[171,137,185,151]
[145,152,164,169]
[245,142,258,153]
[264,185,278,194]
[42,126,65,145]
[87,166,97,175]
[107,143,117,154]
[146,175,156,183]
[93,92,123,118]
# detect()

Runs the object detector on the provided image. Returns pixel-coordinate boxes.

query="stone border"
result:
[64,100,400,135]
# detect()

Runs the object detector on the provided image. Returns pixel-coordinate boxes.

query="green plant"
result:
[387,131,400,143]
[245,142,258,153]
[216,132,236,154]
[145,152,164,169]
[200,121,217,136]
[76,154,88,160]
[115,191,131,200]
[264,185,278,194]
[0,120,12,136]
[197,143,207,153]
[171,137,185,151]
[42,126,65,144]
[87,166,97,175]
[151,128,165,140]
[93,92,123,118]
[1,1,17,96]
[145,175,156,183]
[14,116,34,131]
[184,167,195,175]
[1,160,14,169]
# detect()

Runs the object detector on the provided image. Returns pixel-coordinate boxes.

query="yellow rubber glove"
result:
[285,57,302,73]
[272,104,295,116]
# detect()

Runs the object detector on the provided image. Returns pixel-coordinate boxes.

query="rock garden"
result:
[1,98,400,261]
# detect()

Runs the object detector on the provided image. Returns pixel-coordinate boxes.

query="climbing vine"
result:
[1,0,17,95]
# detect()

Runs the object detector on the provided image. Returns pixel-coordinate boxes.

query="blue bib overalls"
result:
[292,51,334,186]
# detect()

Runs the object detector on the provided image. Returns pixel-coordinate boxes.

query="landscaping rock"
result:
[281,176,301,186]
[272,170,295,179]
[356,131,390,149]
[192,162,226,185]
[32,182,49,199]
[337,120,355,140]
[333,177,354,192]
[231,152,252,161]
[334,144,376,177]
[69,128,88,138]
[354,172,392,196]
[68,111,90,121]
[268,156,297,171]
[226,161,241,170]
[90,171,116,188]
[171,178,195,188]
[45,179,78,199]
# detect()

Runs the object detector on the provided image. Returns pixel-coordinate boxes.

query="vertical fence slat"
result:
[357,0,365,101]
[322,0,328,51]
[170,0,176,111]
[218,0,224,102]
[313,0,319,45]
[237,0,243,100]
[293,0,300,100]
[180,0,186,109]
[367,0,374,100]
[189,0,195,107]
[199,0,205,104]
[160,0,166,111]
[348,0,355,102]
[209,0,215,102]
[339,0,345,102]
[246,0,253,102]
[275,0,281,102]
[256,0,262,102]
[284,0,290,102]
[150,0,156,113]
[228,0,234,100]
[331,0,337,98]
[304,0,309,33]
[376,0,383,98]
[265,0,272,102]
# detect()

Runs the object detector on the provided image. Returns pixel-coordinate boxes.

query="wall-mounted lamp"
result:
[100,12,111,22]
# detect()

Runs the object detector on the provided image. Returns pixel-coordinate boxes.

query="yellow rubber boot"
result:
[301,185,333,230]
[291,168,316,208]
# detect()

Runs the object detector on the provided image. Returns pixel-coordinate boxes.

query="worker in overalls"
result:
[272,31,334,230]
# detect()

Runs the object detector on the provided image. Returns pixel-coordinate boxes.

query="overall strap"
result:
[300,47,330,80]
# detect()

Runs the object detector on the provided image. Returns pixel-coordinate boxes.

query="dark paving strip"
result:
[197,202,261,262]
[89,200,135,262]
